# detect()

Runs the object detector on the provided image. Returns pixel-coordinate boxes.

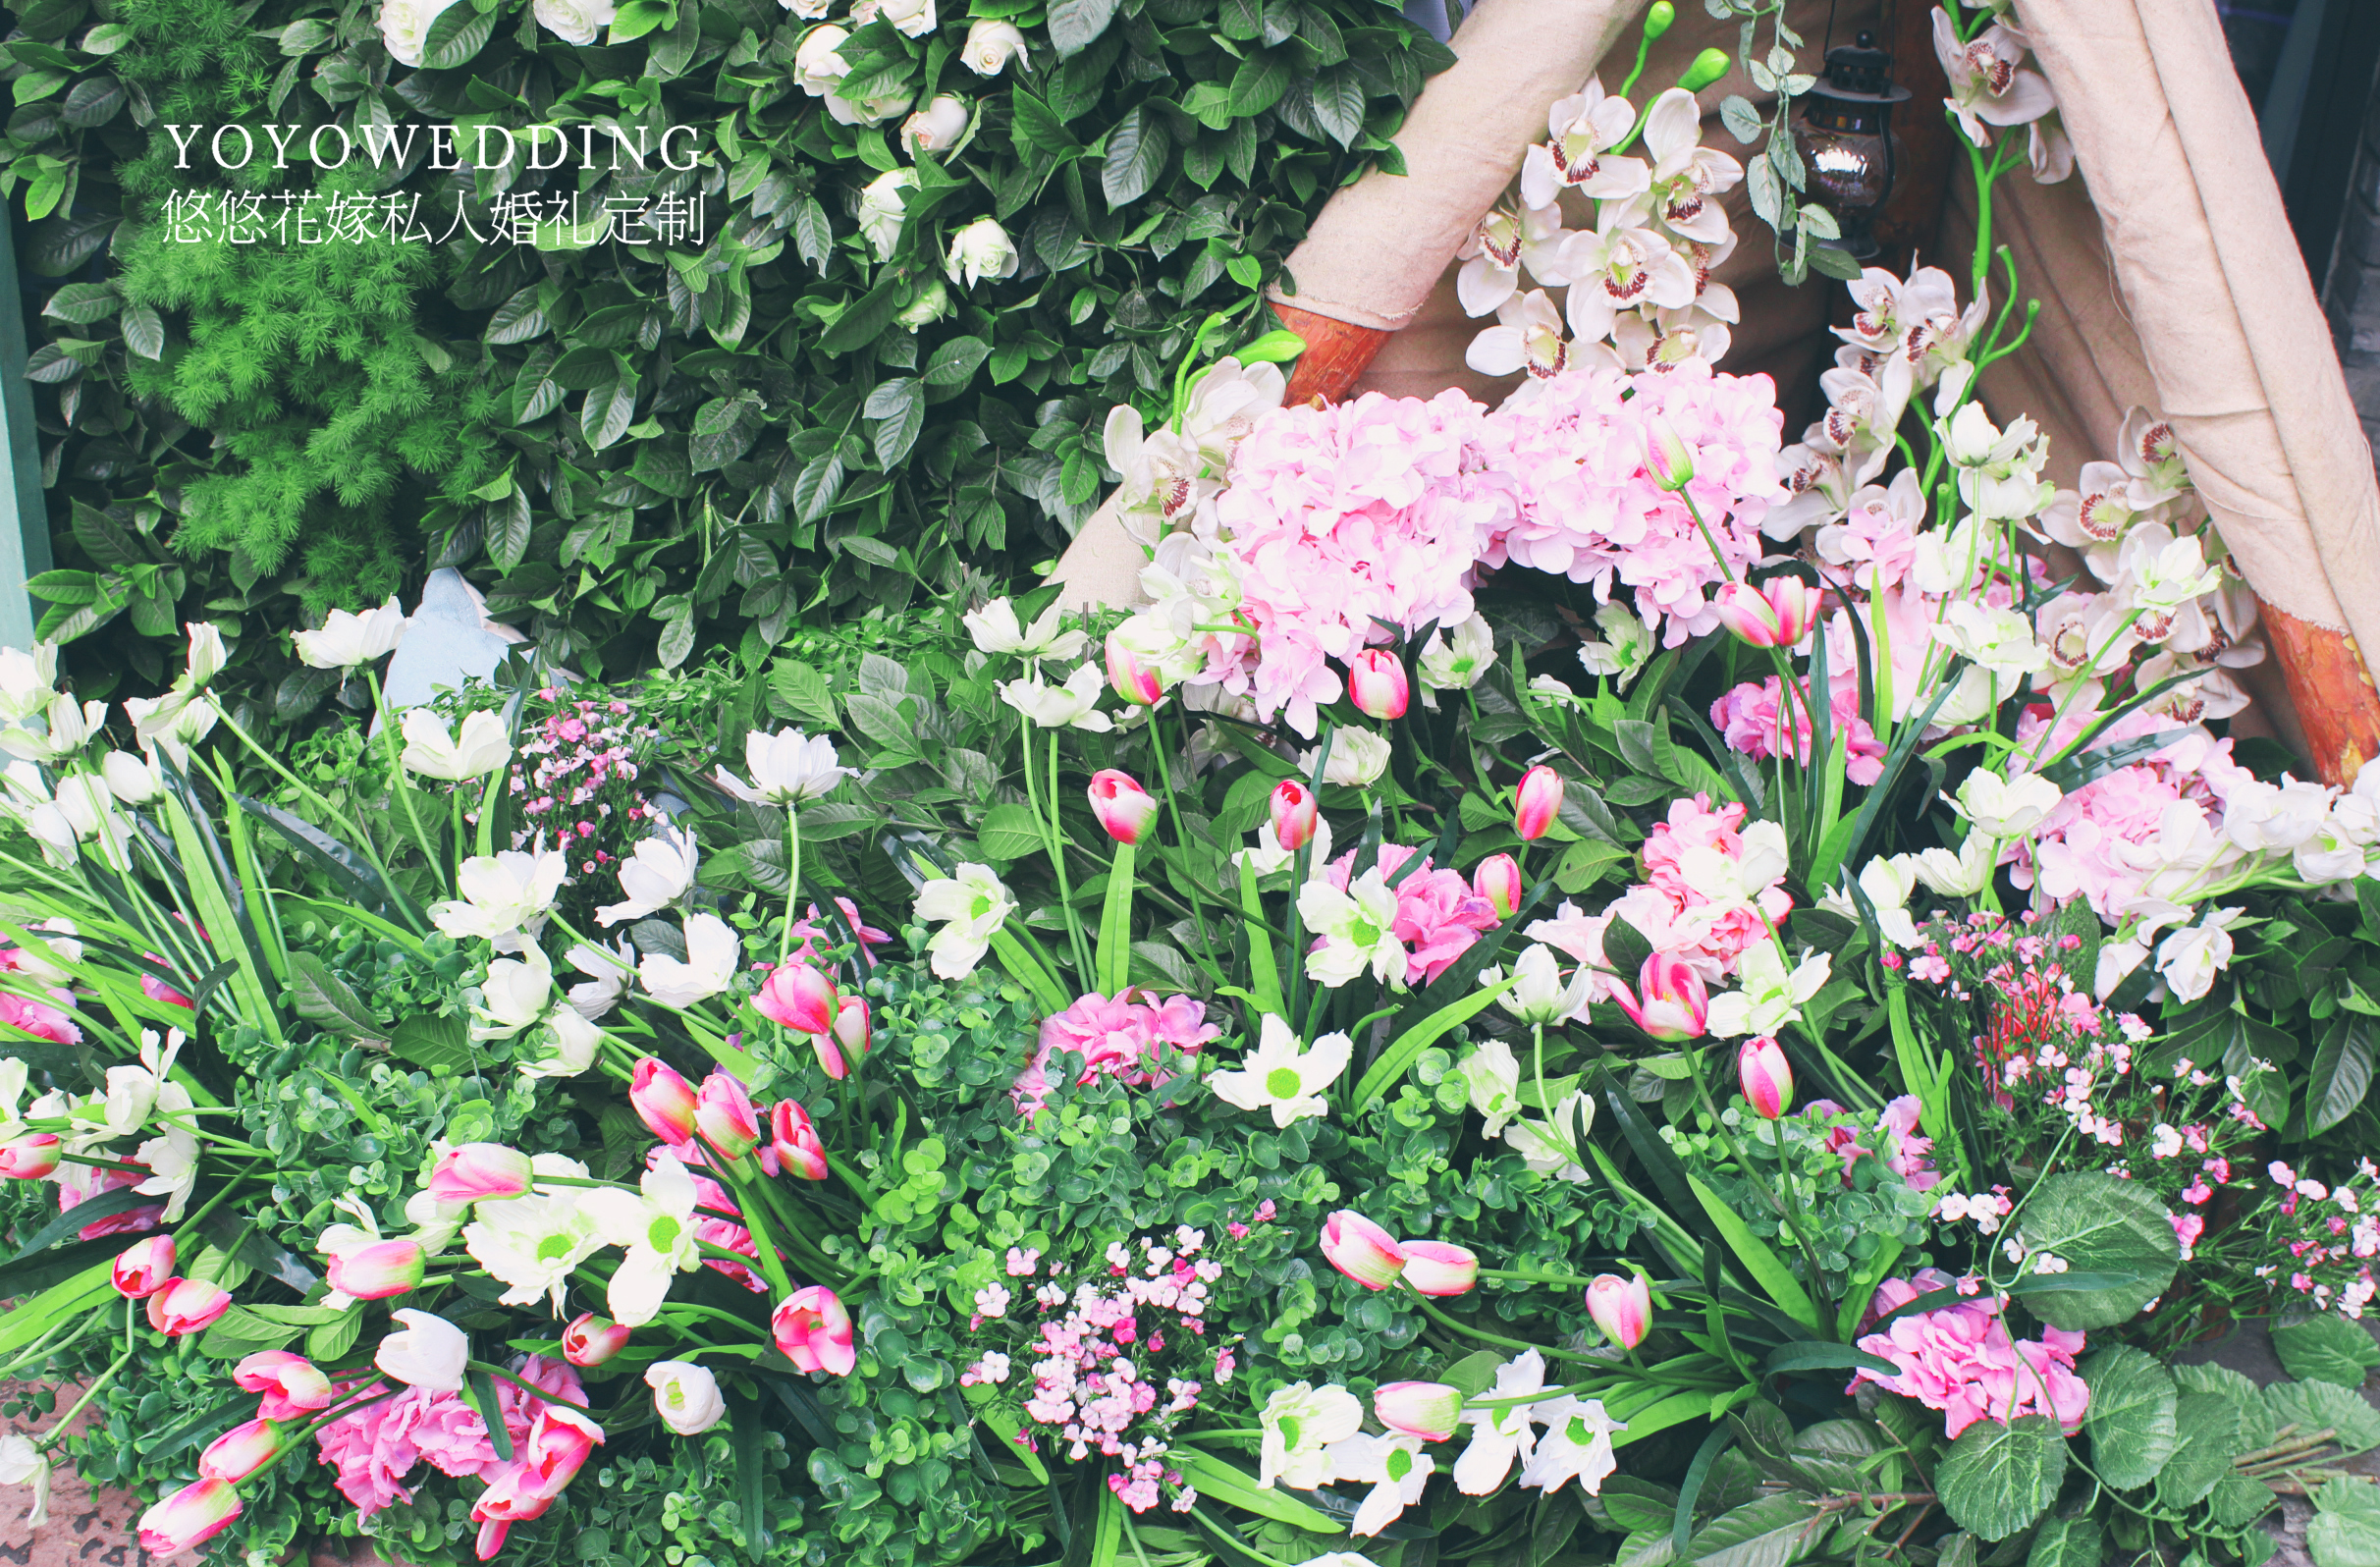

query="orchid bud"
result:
[1319,1211,1407,1291]
[1271,780,1319,852]
[628,1057,700,1146]
[1087,770,1159,846]
[197,1418,285,1484]
[562,1313,631,1368]
[1106,629,1164,707]
[1710,578,1821,649]
[1644,0,1674,39]
[112,1234,176,1298]
[327,1239,426,1301]
[1646,416,1696,491]
[771,1100,831,1180]
[1514,766,1564,841]
[1614,953,1709,1043]
[1679,46,1732,92]
[0,1134,61,1179]
[1472,854,1523,919]
[426,1142,534,1204]
[1398,1240,1479,1296]
[694,1069,762,1161]
[754,962,838,1037]
[1740,1035,1794,1119]
[1374,1381,1466,1441]
[1585,1272,1652,1350]
[145,1277,234,1336]
[773,1285,858,1376]
[1346,649,1410,721]
[136,1479,243,1556]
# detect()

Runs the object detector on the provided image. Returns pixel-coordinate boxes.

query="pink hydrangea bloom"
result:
[1849,1269,2089,1437]
[1710,677,1884,785]
[1013,991,1219,1115]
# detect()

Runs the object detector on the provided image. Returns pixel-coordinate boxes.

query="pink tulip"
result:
[1740,1035,1794,1119]
[1613,953,1708,1042]
[0,993,79,1045]
[140,953,193,1009]
[1106,630,1164,706]
[771,1101,830,1180]
[473,1406,604,1530]
[1346,649,1410,721]
[327,1239,426,1301]
[1271,780,1318,851]
[112,1234,177,1298]
[629,1057,699,1146]
[198,1417,285,1483]
[832,996,872,1064]
[1709,578,1821,649]
[1399,1240,1479,1296]
[1585,1272,1652,1349]
[1646,416,1695,491]
[754,962,838,1036]
[476,1521,511,1561]
[1514,766,1564,841]
[694,1070,762,1160]
[0,1133,61,1179]
[1087,770,1159,846]
[232,1350,333,1420]
[427,1142,533,1204]
[1319,1211,1407,1291]
[562,1313,630,1368]
[1374,1381,1466,1441]
[1472,854,1522,919]
[145,1277,233,1337]
[773,1285,857,1376]
[137,1478,242,1555]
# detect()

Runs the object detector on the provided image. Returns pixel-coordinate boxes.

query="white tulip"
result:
[645,1361,727,1434]
[637,913,740,1007]
[998,663,1112,731]
[521,1006,604,1080]
[1492,944,1596,1027]
[472,944,555,1040]
[857,168,916,260]
[913,863,1014,979]
[375,1310,469,1391]
[0,694,105,762]
[101,749,163,805]
[716,728,854,806]
[2154,907,2245,1003]
[400,708,513,781]
[120,689,218,759]
[596,822,699,927]
[779,0,831,15]
[292,596,407,670]
[0,1432,51,1529]
[0,643,58,724]
[961,18,1028,75]
[1929,602,2048,678]
[945,216,1018,287]
[183,622,227,687]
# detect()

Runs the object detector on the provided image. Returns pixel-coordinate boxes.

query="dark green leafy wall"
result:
[1,0,1447,714]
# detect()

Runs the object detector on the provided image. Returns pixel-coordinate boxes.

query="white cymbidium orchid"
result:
[1104,403,1208,546]
[1557,217,1698,346]
[1932,11,2056,146]
[1518,80,1648,211]
[1636,87,1744,244]
[1466,290,1572,381]
[1456,203,1569,317]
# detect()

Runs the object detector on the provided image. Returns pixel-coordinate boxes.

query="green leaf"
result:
[287,950,389,1045]
[2311,1477,2380,1567]
[924,335,992,387]
[421,2,497,67]
[867,377,926,468]
[1102,105,1170,207]
[1935,1416,2066,1541]
[392,1013,472,1073]
[2012,1171,2179,1329]
[2024,1518,2102,1567]
[1760,1342,1898,1379]
[2153,1392,2245,1508]
[793,454,845,523]
[2307,1016,2375,1135]
[1171,1451,1339,1534]
[2176,1362,2276,1449]
[1684,1492,1819,1567]
[977,802,1045,862]
[2078,1345,2178,1488]
[2264,1378,2380,1455]
[2206,1471,2280,1532]
[197,1304,304,1360]
[2273,1315,2380,1388]
[820,280,901,353]
[1228,49,1291,117]
[1686,1173,1823,1334]
[1308,67,1365,147]
[308,1306,365,1363]
[1047,0,1120,56]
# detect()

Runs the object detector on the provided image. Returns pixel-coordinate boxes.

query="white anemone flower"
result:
[1205,1014,1352,1127]
[914,863,1015,979]
[580,1152,705,1326]
[637,913,740,1007]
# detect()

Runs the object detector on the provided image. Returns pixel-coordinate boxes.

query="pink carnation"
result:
[1013,991,1219,1115]
[315,1358,586,1518]
[1321,843,1500,984]
[1848,1269,2089,1437]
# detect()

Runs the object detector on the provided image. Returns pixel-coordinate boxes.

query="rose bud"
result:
[232,1350,333,1420]
[0,1134,62,1179]
[1513,765,1564,841]
[1087,770,1159,846]
[694,1069,762,1161]
[1585,1272,1652,1350]
[628,1057,699,1146]
[1472,853,1523,919]
[771,1101,830,1180]
[1398,1240,1479,1296]
[1319,1211,1407,1291]
[144,1277,234,1336]
[1270,780,1319,852]
[772,1286,857,1376]
[326,1239,426,1302]
[1374,1380,1466,1442]
[1346,648,1410,721]
[753,962,838,1037]
[136,1478,242,1556]
[562,1313,631,1368]
[112,1234,177,1299]
[197,1418,285,1484]
[1614,953,1709,1043]
[426,1142,533,1204]
[1739,1035,1795,1119]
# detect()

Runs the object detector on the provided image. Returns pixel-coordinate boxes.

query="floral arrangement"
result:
[6,6,2380,1567]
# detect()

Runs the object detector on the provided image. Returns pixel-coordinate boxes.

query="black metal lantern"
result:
[1791,30,1911,261]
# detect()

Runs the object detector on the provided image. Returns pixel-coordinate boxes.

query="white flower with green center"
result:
[581,1153,704,1326]
[1326,1431,1435,1536]
[1206,1015,1352,1128]
[1456,1038,1523,1138]
[1298,870,1409,991]
[464,1155,603,1312]
[913,862,1016,979]
[1517,1396,1626,1494]
[1454,1350,1550,1494]
[1257,1381,1363,1490]
[1418,615,1495,701]
[1576,601,1654,691]
[1704,944,1832,1040]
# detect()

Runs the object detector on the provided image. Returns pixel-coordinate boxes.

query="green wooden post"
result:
[0,203,55,650]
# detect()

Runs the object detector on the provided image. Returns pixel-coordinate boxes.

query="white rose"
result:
[878,0,935,37]
[793,25,852,95]
[2154,908,2244,1004]
[830,88,913,127]
[945,216,1019,287]
[858,169,917,260]
[532,0,618,44]
[779,0,832,15]
[646,1361,728,1434]
[961,18,1028,75]
[378,0,460,67]
[902,94,969,157]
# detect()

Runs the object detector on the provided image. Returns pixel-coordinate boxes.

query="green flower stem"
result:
[367,669,451,897]
[31,1302,136,1452]
[711,1161,794,1299]
[1180,1428,1263,1440]
[210,699,420,931]
[1047,730,1094,984]
[1478,1267,1602,1289]
[1183,1505,1299,1567]
[1146,706,1213,960]
[1397,1281,1650,1368]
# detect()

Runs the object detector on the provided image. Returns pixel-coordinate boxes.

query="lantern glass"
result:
[1790,31,1909,262]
